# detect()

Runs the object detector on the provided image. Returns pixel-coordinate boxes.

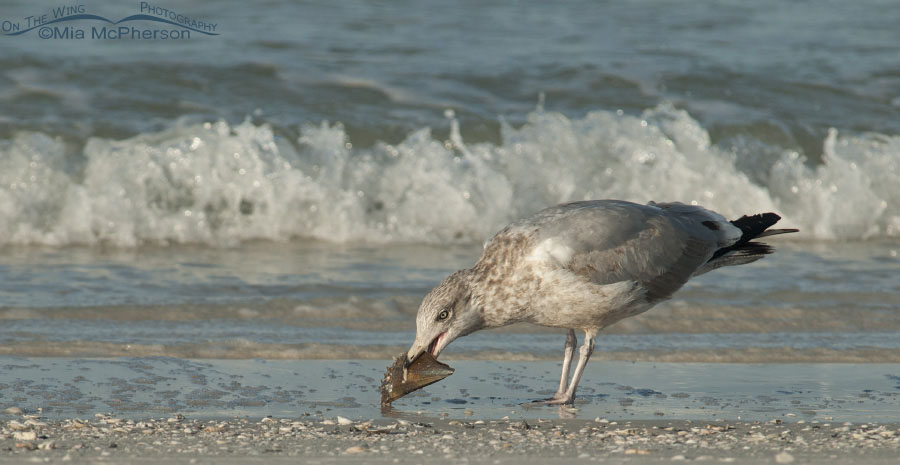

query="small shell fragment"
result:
[381,352,454,406]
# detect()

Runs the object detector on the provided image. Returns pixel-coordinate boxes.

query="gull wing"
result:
[519,200,742,302]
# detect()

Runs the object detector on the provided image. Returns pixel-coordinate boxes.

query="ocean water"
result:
[1,0,899,362]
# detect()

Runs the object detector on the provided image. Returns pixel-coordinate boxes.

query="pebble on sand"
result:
[7,420,28,431]
[775,451,795,463]
[13,431,37,441]
[344,445,367,454]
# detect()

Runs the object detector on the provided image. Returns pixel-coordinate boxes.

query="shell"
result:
[380,352,454,406]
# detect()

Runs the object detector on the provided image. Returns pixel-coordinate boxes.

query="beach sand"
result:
[3,358,900,463]
[3,416,900,464]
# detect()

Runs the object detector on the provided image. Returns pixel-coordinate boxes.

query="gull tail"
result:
[696,213,799,276]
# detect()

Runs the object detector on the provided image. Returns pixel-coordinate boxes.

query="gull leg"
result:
[544,329,596,405]
[547,329,576,401]
[529,329,576,404]
[534,329,578,404]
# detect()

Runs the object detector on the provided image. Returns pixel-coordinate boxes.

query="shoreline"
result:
[4,343,900,363]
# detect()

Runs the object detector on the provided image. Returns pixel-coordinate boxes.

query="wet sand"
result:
[3,358,900,463]
[3,358,900,422]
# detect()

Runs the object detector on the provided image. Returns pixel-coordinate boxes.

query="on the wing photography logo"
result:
[2,3,218,40]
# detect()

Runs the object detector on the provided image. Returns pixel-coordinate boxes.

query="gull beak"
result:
[406,331,448,368]
[404,346,423,369]
[405,339,426,369]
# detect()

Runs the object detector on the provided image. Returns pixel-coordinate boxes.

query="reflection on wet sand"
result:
[3,358,900,424]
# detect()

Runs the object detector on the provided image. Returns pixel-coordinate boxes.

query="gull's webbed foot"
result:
[542,394,575,406]
[527,392,575,406]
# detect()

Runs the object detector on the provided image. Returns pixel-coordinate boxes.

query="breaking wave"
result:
[1,103,897,246]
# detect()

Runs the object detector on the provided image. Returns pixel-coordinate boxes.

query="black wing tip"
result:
[731,212,781,236]
[730,212,802,242]
[732,242,775,256]
[710,240,775,262]
[711,212,797,262]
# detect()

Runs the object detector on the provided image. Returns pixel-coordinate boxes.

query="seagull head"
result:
[406,270,483,367]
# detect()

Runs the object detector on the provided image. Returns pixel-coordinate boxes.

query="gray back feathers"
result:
[482,200,785,302]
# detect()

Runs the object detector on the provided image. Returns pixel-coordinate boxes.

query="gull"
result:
[405,199,797,405]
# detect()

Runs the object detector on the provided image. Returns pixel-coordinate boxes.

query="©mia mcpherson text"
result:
[2,3,218,39]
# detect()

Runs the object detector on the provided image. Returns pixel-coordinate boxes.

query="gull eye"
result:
[437,310,450,321]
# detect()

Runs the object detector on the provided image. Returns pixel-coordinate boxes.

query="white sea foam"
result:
[1,104,897,246]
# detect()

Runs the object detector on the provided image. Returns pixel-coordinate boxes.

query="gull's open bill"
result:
[381,352,454,406]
